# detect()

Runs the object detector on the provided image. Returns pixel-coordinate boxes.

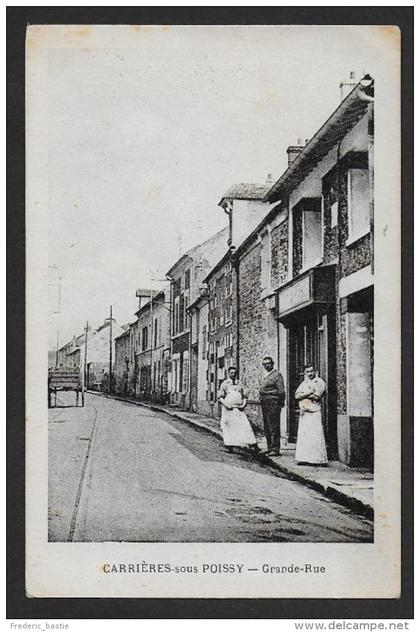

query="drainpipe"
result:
[234,253,240,371]
[166,273,173,400]
[367,102,374,274]
[188,308,193,411]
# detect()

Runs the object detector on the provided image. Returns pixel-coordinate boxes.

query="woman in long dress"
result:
[294,364,328,466]
[218,367,260,454]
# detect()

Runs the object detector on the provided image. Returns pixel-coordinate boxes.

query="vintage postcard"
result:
[26,24,401,599]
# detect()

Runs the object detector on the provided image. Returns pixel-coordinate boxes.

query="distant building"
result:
[48,350,57,369]
[187,289,210,415]
[56,319,124,391]
[114,290,171,403]
[114,326,131,396]
[167,227,228,410]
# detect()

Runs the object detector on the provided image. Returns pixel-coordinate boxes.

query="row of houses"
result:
[114,73,375,468]
[51,318,126,391]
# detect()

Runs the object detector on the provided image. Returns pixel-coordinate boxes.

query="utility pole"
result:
[150,289,154,397]
[83,321,89,389]
[55,330,59,368]
[109,305,113,393]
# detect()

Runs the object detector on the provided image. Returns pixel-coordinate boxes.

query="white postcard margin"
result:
[25,25,401,599]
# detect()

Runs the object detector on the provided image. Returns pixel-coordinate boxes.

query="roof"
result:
[187,290,209,313]
[166,226,228,278]
[264,76,374,203]
[135,289,166,316]
[203,248,233,282]
[67,347,81,355]
[218,183,270,206]
[115,328,131,341]
[232,202,284,258]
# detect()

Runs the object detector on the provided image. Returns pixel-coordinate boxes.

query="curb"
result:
[87,390,373,520]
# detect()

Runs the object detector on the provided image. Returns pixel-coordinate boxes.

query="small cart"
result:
[48,370,84,408]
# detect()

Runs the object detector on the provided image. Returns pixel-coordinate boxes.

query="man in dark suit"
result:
[259,356,285,457]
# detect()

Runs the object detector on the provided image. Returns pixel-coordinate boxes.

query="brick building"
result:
[265,74,374,467]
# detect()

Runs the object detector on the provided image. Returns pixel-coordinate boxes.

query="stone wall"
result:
[292,208,302,277]
[237,242,265,430]
[271,218,289,287]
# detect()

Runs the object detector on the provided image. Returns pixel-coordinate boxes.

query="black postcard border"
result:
[7,5,414,620]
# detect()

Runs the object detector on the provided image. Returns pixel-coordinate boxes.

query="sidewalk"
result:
[92,391,374,520]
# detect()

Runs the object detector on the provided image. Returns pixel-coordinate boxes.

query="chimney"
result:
[340,71,357,100]
[287,138,305,166]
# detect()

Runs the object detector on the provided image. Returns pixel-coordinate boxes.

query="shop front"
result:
[277,265,338,458]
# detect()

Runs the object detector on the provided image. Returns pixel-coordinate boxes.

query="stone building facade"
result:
[187,291,211,415]
[265,75,374,467]
[114,327,131,395]
[114,289,171,403]
[232,202,289,432]
[167,227,228,409]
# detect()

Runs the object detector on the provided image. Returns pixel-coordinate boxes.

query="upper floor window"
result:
[142,326,149,351]
[260,231,271,291]
[183,289,190,331]
[174,296,180,335]
[202,325,207,359]
[347,168,370,244]
[302,205,322,271]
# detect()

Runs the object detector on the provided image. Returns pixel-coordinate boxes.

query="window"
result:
[202,325,207,359]
[182,354,189,393]
[142,326,148,351]
[225,299,232,323]
[261,231,271,290]
[227,275,233,297]
[154,318,158,348]
[173,359,178,392]
[184,269,191,290]
[174,296,180,335]
[331,201,338,228]
[183,289,190,330]
[347,168,370,243]
[302,207,322,270]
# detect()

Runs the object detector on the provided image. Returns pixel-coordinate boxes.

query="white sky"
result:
[47,25,394,348]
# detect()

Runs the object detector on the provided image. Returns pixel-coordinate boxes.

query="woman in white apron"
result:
[294,364,328,466]
[217,367,260,454]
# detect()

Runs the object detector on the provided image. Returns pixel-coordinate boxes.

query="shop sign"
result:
[278,274,311,316]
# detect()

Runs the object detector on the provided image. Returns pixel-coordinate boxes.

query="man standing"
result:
[259,356,285,457]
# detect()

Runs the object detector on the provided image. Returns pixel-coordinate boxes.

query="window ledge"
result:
[171,329,190,340]
[260,287,275,301]
[300,258,323,274]
[346,230,370,247]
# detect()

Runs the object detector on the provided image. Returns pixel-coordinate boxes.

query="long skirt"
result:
[220,407,256,447]
[295,410,328,465]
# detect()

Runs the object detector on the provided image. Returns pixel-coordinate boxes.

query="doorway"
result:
[287,309,336,456]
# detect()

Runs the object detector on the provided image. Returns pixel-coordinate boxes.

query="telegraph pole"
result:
[83,321,89,389]
[109,305,113,392]
[55,330,59,368]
